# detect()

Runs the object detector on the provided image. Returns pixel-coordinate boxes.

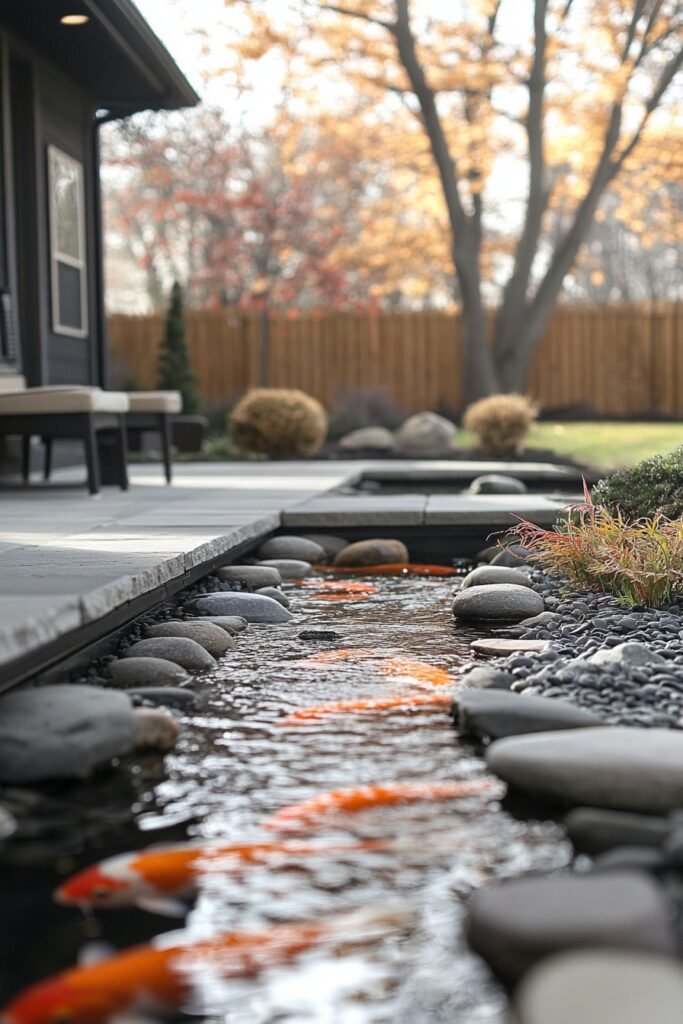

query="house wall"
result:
[0,28,99,388]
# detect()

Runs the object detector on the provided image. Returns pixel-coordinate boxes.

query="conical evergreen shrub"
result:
[157,282,201,414]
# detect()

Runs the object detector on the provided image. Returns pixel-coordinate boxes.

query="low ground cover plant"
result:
[230,387,327,458]
[592,446,683,521]
[510,496,683,608]
[463,394,538,456]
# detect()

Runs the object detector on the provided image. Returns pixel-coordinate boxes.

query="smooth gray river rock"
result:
[107,657,191,687]
[132,707,181,751]
[470,638,550,656]
[124,637,216,673]
[454,690,602,741]
[190,592,293,623]
[452,584,543,621]
[301,534,348,562]
[588,642,667,669]
[145,620,234,657]
[214,565,282,589]
[396,410,456,452]
[127,687,199,709]
[466,871,677,986]
[187,615,248,634]
[0,685,135,783]
[515,950,683,1024]
[333,538,409,567]
[256,586,290,608]
[257,536,326,563]
[463,666,516,691]
[469,474,527,495]
[564,807,672,855]
[460,566,533,589]
[487,727,683,813]
[258,558,314,579]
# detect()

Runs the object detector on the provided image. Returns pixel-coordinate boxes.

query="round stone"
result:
[215,565,282,589]
[258,558,314,579]
[463,666,516,691]
[256,586,290,608]
[563,808,671,855]
[453,689,602,741]
[257,536,326,563]
[0,685,135,784]
[452,584,544,621]
[470,638,551,657]
[469,474,527,495]
[338,427,395,451]
[334,539,409,567]
[396,411,456,452]
[132,708,181,751]
[490,544,533,567]
[186,615,248,635]
[301,534,349,562]
[127,687,199,709]
[107,657,191,687]
[487,727,683,813]
[124,638,216,673]
[144,620,234,658]
[461,566,533,589]
[189,592,293,624]
[515,949,683,1024]
[466,871,677,987]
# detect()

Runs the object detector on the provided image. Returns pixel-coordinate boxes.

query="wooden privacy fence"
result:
[107,303,683,417]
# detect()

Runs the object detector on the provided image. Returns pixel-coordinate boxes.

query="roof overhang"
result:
[1,0,200,116]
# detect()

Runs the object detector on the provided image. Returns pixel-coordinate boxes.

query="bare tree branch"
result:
[317,3,395,32]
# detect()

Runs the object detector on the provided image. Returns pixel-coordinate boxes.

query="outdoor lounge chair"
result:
[124,390,182,483]
[0,386,130,495]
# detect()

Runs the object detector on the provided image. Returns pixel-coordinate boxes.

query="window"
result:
[48,145,87,337]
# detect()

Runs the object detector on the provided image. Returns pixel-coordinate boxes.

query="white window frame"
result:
[47,145,88,338]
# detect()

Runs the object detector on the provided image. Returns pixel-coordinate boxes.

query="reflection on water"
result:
[0,573,569,1022]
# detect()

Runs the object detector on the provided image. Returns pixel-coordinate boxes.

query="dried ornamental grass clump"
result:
[592,446,683,522]
[230,388,328,458]
[463,394,538,456]
[509,487,683,608]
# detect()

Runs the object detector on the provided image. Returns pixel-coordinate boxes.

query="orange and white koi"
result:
[279,692,453,726]
[1,906,415,1024]
[264,778,497,832]
[54,838,394,915]
[318,563,458,577]
[300,580,377,595]
[378,657,454,688]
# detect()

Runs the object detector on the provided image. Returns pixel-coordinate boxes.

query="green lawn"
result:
[456,422,683,470]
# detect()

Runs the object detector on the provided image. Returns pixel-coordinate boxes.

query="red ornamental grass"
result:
[508,504,683,609]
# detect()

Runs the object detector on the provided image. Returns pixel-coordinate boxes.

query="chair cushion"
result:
[126,391,182,414]
[0,388,129,414]
[0,374,26,393]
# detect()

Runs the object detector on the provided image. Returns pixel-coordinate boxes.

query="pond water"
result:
[0,570,570,1023]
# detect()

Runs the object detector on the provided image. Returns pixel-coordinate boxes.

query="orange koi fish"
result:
[302,648,380,665]
[1,906,414,1024]
[55,839,393,916]
[279,692,453,726]
[300,580,377,594]
[318,563,458,577]
[265,778,496,832]
[378,658,453,688]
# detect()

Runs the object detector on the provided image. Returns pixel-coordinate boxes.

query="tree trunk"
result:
[460,298,499,406]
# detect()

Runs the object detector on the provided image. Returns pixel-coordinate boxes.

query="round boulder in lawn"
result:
[469,474,527,495]
[257,536,326,563]
[461,566,532,589]
[452,584,543,622]
[334,538,409,568]
[396,411,456,454]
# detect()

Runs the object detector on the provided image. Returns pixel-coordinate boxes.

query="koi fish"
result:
[300,580,377,594]
[378,658,454,688]
[54,838,394,916]
[301,648,380,665]
[279,692,453,726]
[1,905,415,1024]
[318,563,458,577]
[264,778,497,832]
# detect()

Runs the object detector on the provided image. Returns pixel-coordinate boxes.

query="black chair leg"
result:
[43,436,53,480]
[115,414,129,490]
[83,416,100,496]
[160,413,173,484]
[21,435,31,482]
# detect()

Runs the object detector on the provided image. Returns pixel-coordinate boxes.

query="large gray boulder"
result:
[454,689,602,742]
[396,411,456,452]
[487,727,683,813]
[145,620,234,658]
[515,949,683,1024]
[452,584,543,621]
[124,637,216,673]
[257,536,326,563]
[190,592,293,623]
[0,685,136,783]
[467,871,677,986]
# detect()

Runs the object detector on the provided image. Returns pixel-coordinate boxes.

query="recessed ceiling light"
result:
[60,14,90,25]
